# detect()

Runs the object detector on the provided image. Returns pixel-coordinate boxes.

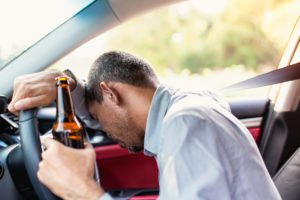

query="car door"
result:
[36,4,300,200]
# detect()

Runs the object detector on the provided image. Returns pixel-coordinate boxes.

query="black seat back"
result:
[273,148,300,200]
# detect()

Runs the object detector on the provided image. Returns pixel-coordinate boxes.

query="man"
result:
[8,51,281,200]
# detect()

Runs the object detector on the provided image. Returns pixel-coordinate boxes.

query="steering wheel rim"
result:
[19,108,60,200]
[19,108,100,199]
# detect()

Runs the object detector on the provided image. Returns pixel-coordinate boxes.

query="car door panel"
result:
[259,110,300,176]
[247,127,261,142]
[95,144,158,190]
[230,98,270,144]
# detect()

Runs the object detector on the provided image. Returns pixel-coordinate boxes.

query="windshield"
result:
[0,0,94,69]
[51,0,299,99]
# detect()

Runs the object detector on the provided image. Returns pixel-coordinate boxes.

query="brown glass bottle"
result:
[52,77,84,149]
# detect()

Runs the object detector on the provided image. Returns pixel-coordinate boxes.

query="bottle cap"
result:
[55,76,69,85]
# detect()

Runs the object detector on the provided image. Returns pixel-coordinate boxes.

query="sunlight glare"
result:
[0,0,92,61]
[192,0,228,15]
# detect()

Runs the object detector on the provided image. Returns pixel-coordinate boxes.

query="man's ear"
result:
[99,82,120,104]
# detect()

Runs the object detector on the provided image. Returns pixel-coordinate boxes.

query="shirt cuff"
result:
[98,193,114,200]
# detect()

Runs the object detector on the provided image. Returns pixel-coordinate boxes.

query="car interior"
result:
[0,0,299,200]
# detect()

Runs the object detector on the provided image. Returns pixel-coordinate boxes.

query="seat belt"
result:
[221,61,300,92]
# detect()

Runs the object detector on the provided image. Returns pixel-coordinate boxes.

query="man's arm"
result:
[8,70,70,114]
[8,69,100,129]
[38,138,105,200]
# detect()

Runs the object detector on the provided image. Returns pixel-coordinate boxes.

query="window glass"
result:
[51,0,300,98]
[0,0,94,69]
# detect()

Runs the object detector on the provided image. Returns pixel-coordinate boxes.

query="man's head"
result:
[86,51,159,152]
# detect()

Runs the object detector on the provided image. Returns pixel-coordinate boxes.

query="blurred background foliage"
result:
[103,0,299,74]
[49,0,300,97]
[0,0,299,98]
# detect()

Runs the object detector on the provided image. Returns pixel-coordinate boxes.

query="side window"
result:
[49,0,299,99]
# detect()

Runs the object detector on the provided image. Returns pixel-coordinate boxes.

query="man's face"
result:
[88,100,145,153]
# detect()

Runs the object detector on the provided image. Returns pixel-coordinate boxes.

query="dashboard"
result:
[0,96,19,149]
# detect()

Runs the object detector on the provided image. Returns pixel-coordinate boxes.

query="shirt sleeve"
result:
[98,193,114,200]
[64,70,101,130]
[157,113,232,200]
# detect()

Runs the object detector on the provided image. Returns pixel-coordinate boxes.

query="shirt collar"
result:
[144,84,175,156]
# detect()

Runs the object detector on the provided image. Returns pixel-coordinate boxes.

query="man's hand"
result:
[38,138,104,200]
[8,70,76,115]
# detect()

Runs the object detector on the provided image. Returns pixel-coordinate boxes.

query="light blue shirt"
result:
[143,84,281,200]
[72,82,281,200]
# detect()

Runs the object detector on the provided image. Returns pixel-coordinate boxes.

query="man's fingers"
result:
[11,81,56,109]
[8,87,23,114]
[7,102,17,114]
[42,137,61,150]
[84,142,94,150]
[13,95,52,111]
[43,138,93,151]
[8,70,62,114]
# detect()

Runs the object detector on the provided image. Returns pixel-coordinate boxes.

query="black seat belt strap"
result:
[221,62,300,92]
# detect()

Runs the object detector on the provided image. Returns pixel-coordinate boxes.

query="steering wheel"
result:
[19,108,100,200]
[19,108,59,200]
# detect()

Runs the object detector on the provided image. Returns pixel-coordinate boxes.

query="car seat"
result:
[273,147,300,200]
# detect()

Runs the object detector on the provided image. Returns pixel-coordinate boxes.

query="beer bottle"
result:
[52,77,84,149]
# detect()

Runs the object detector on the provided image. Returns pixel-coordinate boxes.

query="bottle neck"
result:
[56,83,76,122]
